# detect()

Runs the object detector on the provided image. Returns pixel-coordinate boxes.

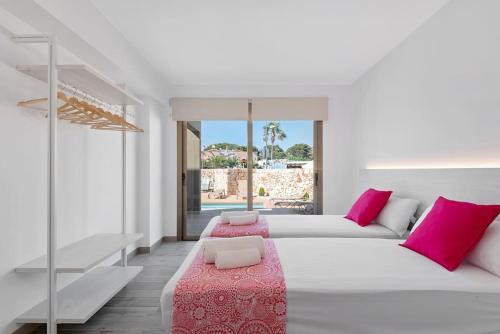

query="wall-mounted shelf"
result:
[15,233,142,273]
[16,266,142,324]
[16,64,143,106]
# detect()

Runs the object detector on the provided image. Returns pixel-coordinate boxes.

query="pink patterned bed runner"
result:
[171,240,287,334]
[209,216,270,238]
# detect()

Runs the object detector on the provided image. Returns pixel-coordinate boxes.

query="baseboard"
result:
[162,236,178,243]
[136,246,149,254]
[151,237,164,250]
[11,323,40,334]
[126,236,180,255]
[137,237,164,254]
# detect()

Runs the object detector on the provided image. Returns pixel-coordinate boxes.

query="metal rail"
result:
[121,105,127,267]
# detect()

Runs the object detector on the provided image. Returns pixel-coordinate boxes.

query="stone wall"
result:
[202,169,229,193]
[254,169,314,199]
[201,168,314,199]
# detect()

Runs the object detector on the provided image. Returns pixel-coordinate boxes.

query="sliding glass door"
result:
[179,119,322,240]
[250,120,321,215]
[181,120,248,239]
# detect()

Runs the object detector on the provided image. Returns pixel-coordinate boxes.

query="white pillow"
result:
[375,197,419,237]
[409,205,433,234]
[467,219,500,277]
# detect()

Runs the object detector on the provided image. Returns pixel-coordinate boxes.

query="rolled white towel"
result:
[203,236,265,264]
[215,248,261,269]
[220,211,259,224]
[229,214,258,225]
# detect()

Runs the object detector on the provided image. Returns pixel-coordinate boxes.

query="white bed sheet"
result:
[199,214,399,239]
[161,238,500,334]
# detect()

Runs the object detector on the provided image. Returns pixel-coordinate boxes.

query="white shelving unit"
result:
[8,32,145,331]
[17,266,142,324]
[16,233,143,273]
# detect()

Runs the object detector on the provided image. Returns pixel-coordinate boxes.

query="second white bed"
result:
[200,214,401,239]
[161,238,500,334]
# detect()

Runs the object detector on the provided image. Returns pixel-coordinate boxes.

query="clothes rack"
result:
[6,32,145,334]
[17,91,143,132]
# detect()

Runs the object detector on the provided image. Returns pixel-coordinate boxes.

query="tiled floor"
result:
[34,242,196,334]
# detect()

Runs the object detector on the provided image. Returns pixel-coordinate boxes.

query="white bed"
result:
[161,238,500,334]
[200,214,402,239]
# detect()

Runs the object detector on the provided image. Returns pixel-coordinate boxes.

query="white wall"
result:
[0,63,51,334]
[162,103,178,237]
[149,101,164,244]
[136,105,151,247]
[169,84,359,218]
[352,0,500,176]
[0,49,141,334]
[323,87,359,212]
[136,98,171,245]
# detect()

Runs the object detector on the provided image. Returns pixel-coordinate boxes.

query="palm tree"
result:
[262,122,270,164]
[267,122,286,163]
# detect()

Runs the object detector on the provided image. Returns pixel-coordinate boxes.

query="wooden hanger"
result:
[17,92,144,132]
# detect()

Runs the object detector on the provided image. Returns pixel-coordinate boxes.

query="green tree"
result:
[286,143,313,161]
[202,156,240,169]
[206,143,246,151]
[262,144,286,159]
[205,143,257,152]
[263,123,270,160]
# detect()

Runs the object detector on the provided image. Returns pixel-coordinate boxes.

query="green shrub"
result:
[303,192,310,200]
[259,187,266,197]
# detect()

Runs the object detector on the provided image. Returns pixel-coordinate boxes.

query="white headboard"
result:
[358,168,500,216]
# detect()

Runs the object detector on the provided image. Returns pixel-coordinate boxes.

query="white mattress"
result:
[200,214,399,239]
[161,238,500,334]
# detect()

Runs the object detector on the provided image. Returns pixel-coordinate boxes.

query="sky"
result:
[201,120,313,150]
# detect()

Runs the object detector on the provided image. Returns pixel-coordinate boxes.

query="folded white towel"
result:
[229,214,258,225]
[215,248,261,269]
[220,211,259,224]
[203,236,265,264]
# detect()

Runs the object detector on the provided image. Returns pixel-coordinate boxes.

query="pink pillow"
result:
[400,197,500,271]
[345,188,392,227]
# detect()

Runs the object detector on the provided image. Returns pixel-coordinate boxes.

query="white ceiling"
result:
[91,0,449,85]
